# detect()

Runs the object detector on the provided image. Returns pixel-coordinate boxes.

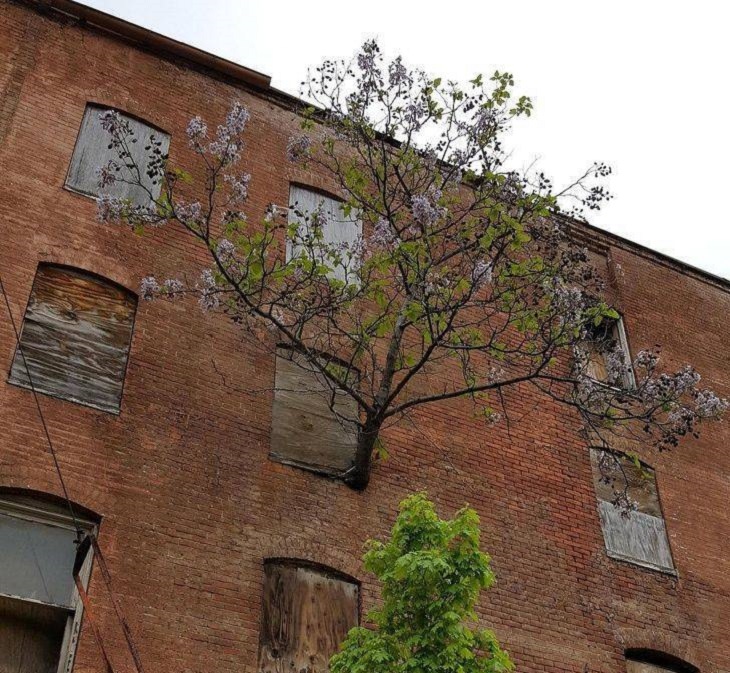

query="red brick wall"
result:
[1,3,728,672]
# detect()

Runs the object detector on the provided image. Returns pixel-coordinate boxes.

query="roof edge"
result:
[560,215,729,292]
[28,0,272,90]
[17,0,729,291]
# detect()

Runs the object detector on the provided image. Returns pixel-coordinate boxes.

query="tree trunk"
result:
[344,423,378,490]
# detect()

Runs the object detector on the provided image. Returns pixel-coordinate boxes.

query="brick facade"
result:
[1,2,728,672]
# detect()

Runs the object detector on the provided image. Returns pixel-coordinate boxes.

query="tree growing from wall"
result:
[96,41,726,493]
[330,492,513,673]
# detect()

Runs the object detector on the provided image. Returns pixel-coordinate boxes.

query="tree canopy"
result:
[96,40,726,492]
[330,493,513,673]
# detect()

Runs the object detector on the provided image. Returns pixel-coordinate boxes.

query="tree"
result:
[96,40,726,493]
[329,493,513,673]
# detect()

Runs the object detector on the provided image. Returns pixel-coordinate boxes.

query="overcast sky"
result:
[81,0,729,279]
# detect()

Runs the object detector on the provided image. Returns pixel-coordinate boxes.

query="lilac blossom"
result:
[370,218,398,249]
[186,116,208,146]
[388,56,410,88]
[224,173,251,203]
[139,276,160,301]
[411,190,445,228]
[471,260,493,290]
[216,238,236,264]
[175,200,203,226]
[197,268,219,311]
[96,194,127,223]
[694,390,728,417]
[161,278,185,299]
[286,134,312,163]
[208,102,249,165]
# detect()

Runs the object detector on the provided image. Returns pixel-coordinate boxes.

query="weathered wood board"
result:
[269,349,358,475]
[9,265,136,413]
[258,562,359,673]
[590,449,674,571]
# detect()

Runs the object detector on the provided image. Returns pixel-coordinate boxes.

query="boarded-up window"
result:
[258,561,359,673]
[584,316,635,387]
[66,104,169,206]
[0,494,95,673]
[288,185,362,283]
[269,348,359,476]
[8,265,137,413]
[590,449,675,572]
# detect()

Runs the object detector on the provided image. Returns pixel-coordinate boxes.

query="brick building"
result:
[1,1,728,672]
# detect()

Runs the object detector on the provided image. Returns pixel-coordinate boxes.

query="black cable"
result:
[0,274,84,540]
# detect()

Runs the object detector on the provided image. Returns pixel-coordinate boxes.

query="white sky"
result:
[81,1,729,279]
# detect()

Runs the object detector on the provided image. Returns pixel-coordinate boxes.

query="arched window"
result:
[8,264,137,413]
[66,103,170,206]
[258,559,359,673]
[590,449,675,572]
[625,649,699,673]
[0,490,98,673]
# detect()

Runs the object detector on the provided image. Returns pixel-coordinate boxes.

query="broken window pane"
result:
[0,595,69,673]
[288,185,362,284]
[0,495,95,673]
[269,348,359,476]
[258,561,359,673]
[8,264,137,413]
[590,449,675,572]
[66,104,169,206]
[583,316,635,388]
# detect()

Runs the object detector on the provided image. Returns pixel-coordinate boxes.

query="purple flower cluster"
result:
[197,268,219,311]
[286,134,312,163]
[411,190,445,228]
[388,56,410,88]
[175,200,203,226]
[369,218,398,249]
[224,173,251,203]
[96,194,127,224]
[471,260,493,290]
[186,116,208,146]
[161,278,185,299]
[139,276,160,301]
[216,238,236,265]
[208,102,250,165]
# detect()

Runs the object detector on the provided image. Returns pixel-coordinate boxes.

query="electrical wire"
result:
[0,273,146,673]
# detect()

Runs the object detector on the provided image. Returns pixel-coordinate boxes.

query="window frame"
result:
[258,558,361,673]
[0,493,98,673]
[625,649,699,673]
